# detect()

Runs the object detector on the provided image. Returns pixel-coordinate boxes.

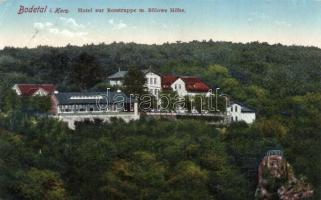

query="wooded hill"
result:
[0,41,320,199]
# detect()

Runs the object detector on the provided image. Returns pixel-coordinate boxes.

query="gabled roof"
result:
[241,106,255,113]
[14,84,56,96]
[161,75,211,92]
[180,77,211,92]
[162,75,179,90]
[108,71,128,79]
[108,68,160,79]
[54,92,133,105]
[230,101,256,113]
[141,68,161,76]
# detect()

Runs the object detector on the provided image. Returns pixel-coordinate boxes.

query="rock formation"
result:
[255,150,313,200]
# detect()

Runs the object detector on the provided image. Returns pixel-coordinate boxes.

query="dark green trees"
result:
[15,168,68,200]
[0,117,252,200]
[0,41,320,199]
[69,52,104,90]
[123,67,146,96]
[2,90,51,114]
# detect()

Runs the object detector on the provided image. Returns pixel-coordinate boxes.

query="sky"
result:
[0,0,321,48]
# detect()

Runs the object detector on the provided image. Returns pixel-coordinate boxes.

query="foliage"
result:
[222,122,280,190]
[15,168,68,200]
[2,90,51,114]
[69,52,104,90]
[123,67,147,96]
[0,41,320,199]
[0,118,252,200]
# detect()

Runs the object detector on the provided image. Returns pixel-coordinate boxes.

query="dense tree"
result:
[2,90,51,114]
[0,117,253,200]
[221,122,280,191]
[122,67,146,96]
[0,41,320,199]
[15,168,68,200]
[69,52,104,90]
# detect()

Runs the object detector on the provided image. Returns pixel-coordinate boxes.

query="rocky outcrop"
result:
[255,150,313,200]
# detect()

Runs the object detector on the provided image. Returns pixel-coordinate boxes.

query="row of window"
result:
[149,89,160,96]
[174,84,182,90]
[70,96,103,100]
[231,105,238,112]
[147,77,158,85]
[59,105,123,112]
[60,107,95,112]
[231,116,238,122]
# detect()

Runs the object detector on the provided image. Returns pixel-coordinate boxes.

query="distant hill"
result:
[0,41,320,199]
[0,41,320,116]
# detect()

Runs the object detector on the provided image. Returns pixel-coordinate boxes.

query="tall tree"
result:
[69,52,104,90]
[47,50,71,84]
[122,67,146,96]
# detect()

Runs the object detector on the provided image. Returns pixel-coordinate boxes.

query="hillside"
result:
[0,41,320,199]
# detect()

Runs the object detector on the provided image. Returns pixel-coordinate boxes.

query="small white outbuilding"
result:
[227,102,256,124]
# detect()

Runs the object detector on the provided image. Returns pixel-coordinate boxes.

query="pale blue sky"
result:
[0,0,320,48]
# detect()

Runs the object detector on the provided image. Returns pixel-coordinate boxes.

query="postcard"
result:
[0,0,319,199]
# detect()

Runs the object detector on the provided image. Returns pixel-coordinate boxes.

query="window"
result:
[154,78,157,84]
[235,106,238,112]
[150,78,153,84]
[178,84,181,89]
[231,106,233,112]
[235,116,238,121]
[175,84,177,89]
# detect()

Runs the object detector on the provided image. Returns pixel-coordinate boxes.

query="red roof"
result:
[15,84,56,96]
[161,75,211,92]
[161,75,179,90]
[181,77,211,92]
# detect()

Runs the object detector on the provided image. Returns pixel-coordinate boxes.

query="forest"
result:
[0,41,320,199]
